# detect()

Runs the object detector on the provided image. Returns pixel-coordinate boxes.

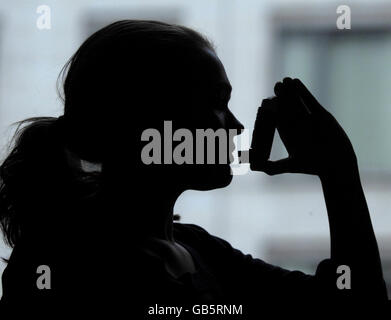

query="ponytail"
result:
[0,117,63,247]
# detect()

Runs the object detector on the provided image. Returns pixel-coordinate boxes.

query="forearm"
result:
[320,167,386,298]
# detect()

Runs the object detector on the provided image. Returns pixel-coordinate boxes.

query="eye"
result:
[214,93,230,110]
[209,84,231,110]
[218,98,229,110]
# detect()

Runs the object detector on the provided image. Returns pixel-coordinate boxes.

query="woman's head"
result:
[0,20,243,246]
[60,20,216,160]
[59,20,243,190]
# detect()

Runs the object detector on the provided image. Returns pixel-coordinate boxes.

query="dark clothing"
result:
[0,222,388,317]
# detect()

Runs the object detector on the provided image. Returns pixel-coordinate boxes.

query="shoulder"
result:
[173,223,308,278]
[173,222,259,268]
[173,222,210,237]
[172,223,309,296]
[173,222,230,249]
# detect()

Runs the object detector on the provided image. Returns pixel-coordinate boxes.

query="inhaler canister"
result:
[239,98,276,167]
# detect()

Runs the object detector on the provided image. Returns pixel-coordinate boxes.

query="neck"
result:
[142,199,176,242]
[126,185,182,243]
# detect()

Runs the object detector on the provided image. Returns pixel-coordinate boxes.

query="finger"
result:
[251,157,300,175]
[292,78,325,114]
[250,99,276,163]
[273,79,312,158]
[275,79,308,117]
[282,77,312,117]
[273,81,293,117]
[274,81,286,98]
[275,78,296,100]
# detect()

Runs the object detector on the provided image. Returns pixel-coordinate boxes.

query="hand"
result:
[250,77,358,179]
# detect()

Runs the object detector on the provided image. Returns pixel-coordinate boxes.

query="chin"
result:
[190,164,233,191]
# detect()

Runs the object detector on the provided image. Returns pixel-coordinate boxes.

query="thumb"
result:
[251,157,300,175]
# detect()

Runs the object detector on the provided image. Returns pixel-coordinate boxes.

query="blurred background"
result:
[0,0,391,298]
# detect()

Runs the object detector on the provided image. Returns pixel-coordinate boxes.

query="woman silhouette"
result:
[0,20,387,316]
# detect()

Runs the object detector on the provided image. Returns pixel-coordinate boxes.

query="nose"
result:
[228,110,244,135]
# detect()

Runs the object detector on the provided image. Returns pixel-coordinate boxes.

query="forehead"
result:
[191,47,231,92]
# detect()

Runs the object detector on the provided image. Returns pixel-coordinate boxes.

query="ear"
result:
[63,146,83,171]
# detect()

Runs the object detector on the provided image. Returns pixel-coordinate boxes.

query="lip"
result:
[228,135,238,164]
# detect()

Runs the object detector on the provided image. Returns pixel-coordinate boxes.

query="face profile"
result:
[64,23,245,193]
[150,46,244,191]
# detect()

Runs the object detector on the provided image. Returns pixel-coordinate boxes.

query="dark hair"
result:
[0,117,66,247]
[0,20,212,247]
